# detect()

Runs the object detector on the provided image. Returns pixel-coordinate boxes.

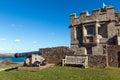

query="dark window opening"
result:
[86,47,92,54]
[118,52,120,67]
[86,27,94,35]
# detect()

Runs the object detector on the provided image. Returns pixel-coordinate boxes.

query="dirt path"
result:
[18,64,55,71]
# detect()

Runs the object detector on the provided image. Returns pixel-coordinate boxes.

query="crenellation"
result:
[92,9,100,15]
[70,5,120,55]
[106,6,115,20]
[106,6,114,10]
[80,11,88,16]
[70,13,77,25]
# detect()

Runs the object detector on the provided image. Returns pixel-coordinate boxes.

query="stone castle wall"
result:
[70,6,120,55]
[88,55,106,68]
[38,46,120,68]
[39,46,106,68]
[87,45,120,68]
[39,46,74,64]
[107,45,120,67]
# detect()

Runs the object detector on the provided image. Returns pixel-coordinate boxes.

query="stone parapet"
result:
[92,45,103,55]
[88,55,106,68]
[40,46,74,64]
[74,47,87,55]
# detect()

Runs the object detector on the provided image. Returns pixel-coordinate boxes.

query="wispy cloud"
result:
[32,41,37,44]
[0,48,5,51]
[13,39,21,43]
[0,38,7,41]
[11,24,24,28]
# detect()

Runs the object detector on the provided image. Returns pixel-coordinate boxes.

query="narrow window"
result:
[87,27,94,35]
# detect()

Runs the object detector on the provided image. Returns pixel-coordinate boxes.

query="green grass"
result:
[0,63,23,68]
[0,65,120,80]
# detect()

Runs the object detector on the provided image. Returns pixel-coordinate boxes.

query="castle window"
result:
[86,27,94,35]
[86,47,92,54]
[117,29,120,35]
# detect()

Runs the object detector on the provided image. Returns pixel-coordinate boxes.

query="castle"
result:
[15,5,120,68]
[70,5,120,56]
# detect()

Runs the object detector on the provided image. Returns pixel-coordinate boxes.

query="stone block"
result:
[116,36,120,45]
[92,46,103,55]
[88,55,106,68]
[74,47,87,55]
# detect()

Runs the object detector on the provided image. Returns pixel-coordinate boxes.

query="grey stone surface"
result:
[88,55,106,68]
[92,45,103,55]
[40,46,74,64]
[70,5,120,55]
[107,45,120,67]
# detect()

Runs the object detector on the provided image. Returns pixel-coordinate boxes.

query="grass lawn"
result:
[0,65,120,80]
[0,63,23,69]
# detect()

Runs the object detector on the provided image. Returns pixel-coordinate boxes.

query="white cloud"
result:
[0,38,6,41]
[0,48,5,51]
[13,39,21,43]
[11,24,15,27]
[32,41,37,44]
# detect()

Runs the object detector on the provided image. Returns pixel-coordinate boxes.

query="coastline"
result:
[0,53,14,56]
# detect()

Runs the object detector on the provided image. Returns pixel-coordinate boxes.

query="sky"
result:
[0,0,120,53]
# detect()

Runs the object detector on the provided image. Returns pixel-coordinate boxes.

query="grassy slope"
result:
[0,63,23,68]
[0,66,120,80]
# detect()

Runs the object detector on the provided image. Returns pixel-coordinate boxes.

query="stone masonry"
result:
[70,5,120,55]
[40,46,74,64]
[38,5,120,68]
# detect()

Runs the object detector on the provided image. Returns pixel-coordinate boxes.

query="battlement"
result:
[70,5,120,56]
[70,6,115,26]
[69,5,120,68]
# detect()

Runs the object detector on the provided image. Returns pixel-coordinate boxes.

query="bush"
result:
[3,58,12,65]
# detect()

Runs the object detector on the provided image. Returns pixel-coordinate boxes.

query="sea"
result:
[0,56,25,62]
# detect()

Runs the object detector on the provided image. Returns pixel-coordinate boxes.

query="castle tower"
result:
[70,5,120,55]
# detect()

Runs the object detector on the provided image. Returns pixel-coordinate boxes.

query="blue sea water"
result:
[0,56,25,62]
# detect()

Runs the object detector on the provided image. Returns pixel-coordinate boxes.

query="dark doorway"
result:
[117,52,120,67]
[86,47,92,54]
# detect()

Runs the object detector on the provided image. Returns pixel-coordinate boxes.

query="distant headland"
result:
[0,53,14,56]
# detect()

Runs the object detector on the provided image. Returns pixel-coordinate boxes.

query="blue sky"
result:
[0,0,120,53]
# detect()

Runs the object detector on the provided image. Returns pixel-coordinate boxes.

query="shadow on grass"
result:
[56,63,85,68]
[5,67,18,71]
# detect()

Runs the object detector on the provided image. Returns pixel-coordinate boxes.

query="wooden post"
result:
[105,44,109,67]
[85,55,88,68]
[62,59,65,66]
